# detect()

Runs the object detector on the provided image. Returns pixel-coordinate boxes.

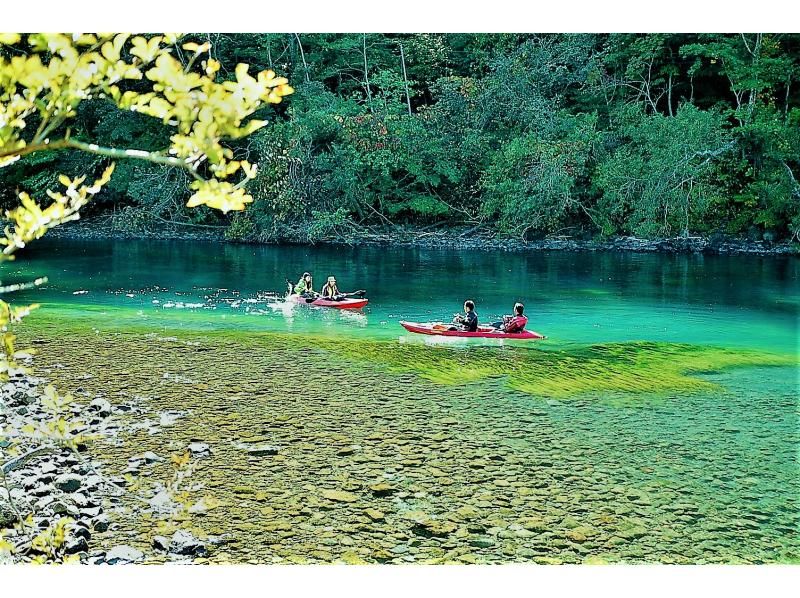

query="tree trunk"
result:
[399,41,412,116]
[667,72,674,117]
[785,76,792,117]
[362,34,373,110]
[294,33,310,83]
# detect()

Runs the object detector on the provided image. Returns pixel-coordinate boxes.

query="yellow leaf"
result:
[0,33,21,45]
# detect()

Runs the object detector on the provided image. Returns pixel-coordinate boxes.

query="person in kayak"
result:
[451,300,478,332]
[293,272,315,298]
[490,302,528,333]
[320,276,341,300]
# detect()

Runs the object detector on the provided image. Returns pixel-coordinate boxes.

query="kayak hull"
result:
[293,295,368,309]
[400,321,545,340]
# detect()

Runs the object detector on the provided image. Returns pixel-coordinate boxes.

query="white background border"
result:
[2,2,798,595]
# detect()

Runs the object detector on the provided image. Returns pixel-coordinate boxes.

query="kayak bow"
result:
[400,321,545,340]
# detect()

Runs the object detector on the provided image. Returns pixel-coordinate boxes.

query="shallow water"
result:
[6,239,800,563]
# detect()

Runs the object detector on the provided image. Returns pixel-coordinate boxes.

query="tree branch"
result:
[0,139,205,182]
[2,446,62,475]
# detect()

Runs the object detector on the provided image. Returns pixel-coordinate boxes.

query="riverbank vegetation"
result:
[3,34,799,243]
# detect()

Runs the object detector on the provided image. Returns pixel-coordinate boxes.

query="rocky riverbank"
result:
[0,361,214,564]
[1,370,117,563]
[46,219,799,256]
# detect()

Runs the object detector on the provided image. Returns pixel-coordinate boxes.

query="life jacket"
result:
[295,278,310,294]
[505,314,528,333]
[322,283,339,298]
[464,310,478,332]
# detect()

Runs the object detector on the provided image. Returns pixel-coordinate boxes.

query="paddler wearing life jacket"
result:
[293,272,315,298]
[320,276,341,300]
[491,302,528,333]
[451,300,478,332]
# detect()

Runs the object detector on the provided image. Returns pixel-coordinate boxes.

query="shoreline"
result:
[45,219,800,256]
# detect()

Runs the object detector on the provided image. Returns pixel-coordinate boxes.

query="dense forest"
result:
[3,33,800,243]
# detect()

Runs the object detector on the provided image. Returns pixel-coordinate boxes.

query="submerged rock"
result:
[369,483,395,497]
[141,451,163,464]
[364,508,385,521]
[187,442,211,458]
[321,490,358,503]
[245,445,280,457]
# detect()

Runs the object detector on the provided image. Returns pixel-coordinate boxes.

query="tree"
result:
[596,105,732,237]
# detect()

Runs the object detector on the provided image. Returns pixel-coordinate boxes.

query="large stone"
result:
[169,530,208,556]
[64,536,89,555]
[187,443,211,458]
[50,500,80,517]
[92,515,110,533]
[80,507,102,518]
[87,397,112,416]
[71,526,91,541]
[142,451,163,464]
[0,499,16,528]
[104,545,144,564]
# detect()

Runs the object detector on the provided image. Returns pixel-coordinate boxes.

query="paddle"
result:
[326,290,366,302]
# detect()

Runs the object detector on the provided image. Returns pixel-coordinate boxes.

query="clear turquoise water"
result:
[3,238,799,562]
[5,238,798,355]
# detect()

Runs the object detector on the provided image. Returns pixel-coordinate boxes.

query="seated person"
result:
[293,272,315,297]
[320,276,341,299]
[490,302,528,333]
[451,300,478,332]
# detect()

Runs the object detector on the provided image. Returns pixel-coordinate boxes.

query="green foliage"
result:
[3,33,800,242]
[596,105,731,237]
[482,113,599,236]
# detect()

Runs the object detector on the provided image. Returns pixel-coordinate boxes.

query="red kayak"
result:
[292,295,369,309]
[400,321,545,340]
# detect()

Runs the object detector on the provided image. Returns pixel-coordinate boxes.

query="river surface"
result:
[4,239,799,563]
[7,238,799,352]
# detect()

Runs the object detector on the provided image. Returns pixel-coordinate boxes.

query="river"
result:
[4,238,799,563]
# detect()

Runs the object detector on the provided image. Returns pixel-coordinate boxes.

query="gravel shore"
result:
[46,219,799,256]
